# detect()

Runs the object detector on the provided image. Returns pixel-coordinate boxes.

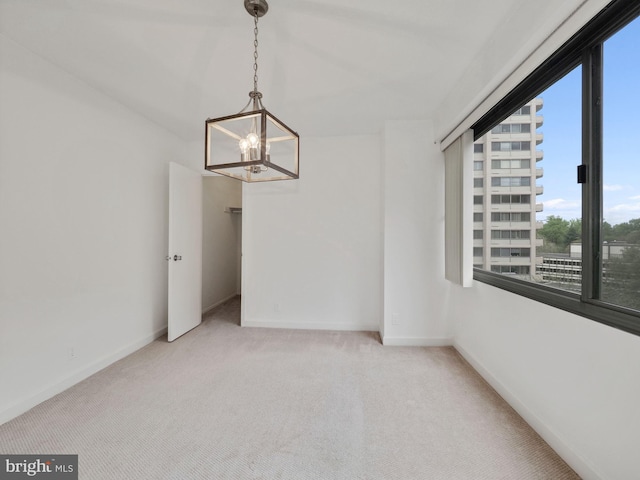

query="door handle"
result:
[173,255,183,261]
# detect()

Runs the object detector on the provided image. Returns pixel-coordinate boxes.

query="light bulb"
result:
[265,141,271,163]
[247,133,259,148]
[239,138,249,153]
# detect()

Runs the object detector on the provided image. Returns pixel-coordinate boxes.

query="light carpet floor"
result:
[0,297,579,479]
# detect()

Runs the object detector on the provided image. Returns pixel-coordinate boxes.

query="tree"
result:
[566,219,582,246]
[603,218,640,243]
[538,216,581,252]
[602,221,613,241]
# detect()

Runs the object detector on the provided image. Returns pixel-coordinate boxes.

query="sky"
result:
[534,15,640,226]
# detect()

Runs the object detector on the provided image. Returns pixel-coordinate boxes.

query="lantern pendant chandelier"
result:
[204,0,299,182]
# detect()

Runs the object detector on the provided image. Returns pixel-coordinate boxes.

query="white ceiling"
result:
[1,0,543,141]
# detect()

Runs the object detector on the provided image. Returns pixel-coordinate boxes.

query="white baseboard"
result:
[0,326,167,426]
[453,341,602,480]
[382,336,453,347]
[242,319,378,332]
[202,293,238,315]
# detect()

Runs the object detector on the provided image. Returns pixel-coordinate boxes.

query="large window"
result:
[512,106,530,115]
[491,123,531,134]
[600,17,640,312]
[491,212,531,222]
[490,194,531,205]
[491,141,531,151]
[471,0,640,336]
[491,176,531,187]
[491,248,530,257]
[492,159,531,169]
[491,230,531,240]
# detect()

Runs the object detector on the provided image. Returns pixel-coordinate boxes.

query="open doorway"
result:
[202,176,242,323]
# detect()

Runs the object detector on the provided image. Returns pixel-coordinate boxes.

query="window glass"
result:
[491,230,531,240]
[513,106,531,115]
[475,67,581,288]
[470,1,640,336]
[491,177,531,187]
[601,16,640,311]
[492,212,530,222]
[491,123,532,134]
[491,159,531,169]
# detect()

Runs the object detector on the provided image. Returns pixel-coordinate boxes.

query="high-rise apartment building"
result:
[473,98,544,277]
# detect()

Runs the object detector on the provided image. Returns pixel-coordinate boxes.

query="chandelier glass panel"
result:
[205,0,299,182]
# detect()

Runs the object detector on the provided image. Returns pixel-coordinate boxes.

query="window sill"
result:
[473,268,640,337]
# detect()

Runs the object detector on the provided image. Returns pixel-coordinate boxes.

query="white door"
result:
[168,162,202,342]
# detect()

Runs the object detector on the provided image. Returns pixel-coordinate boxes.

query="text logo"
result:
[0,455,77,480]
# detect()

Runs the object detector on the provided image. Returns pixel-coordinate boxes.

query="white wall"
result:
[434,0,611,146]
[450,282,640,480]
[0,36,185,423]
[382,120,453,346]
[431,2,640,478]
[241,134,382,331]
[202,176,241,312]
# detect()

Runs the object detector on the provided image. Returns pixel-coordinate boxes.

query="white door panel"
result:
[168,162,202,342]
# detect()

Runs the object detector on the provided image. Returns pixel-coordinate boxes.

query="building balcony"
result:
[500,168,531,176]
[536,150,543,161]
[489,222,532,229]
[536,185,544,195]
[490,186,532,195]
[495,133,533,141]
[490,239,532,247]
[490,204,533,212]
[536,115,543,128]
[536,203,544,212]
[535,133,543,145]
[536,221,543,229]
[536,168,543,178]
[490,257,533,265]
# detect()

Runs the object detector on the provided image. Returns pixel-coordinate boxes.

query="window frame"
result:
[470,0,640,337]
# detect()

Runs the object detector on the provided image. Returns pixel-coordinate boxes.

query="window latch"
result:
[577,164,587,184]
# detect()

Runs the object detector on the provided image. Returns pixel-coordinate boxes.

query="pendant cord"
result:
[238,8,264,113]
[253,10,259,97]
